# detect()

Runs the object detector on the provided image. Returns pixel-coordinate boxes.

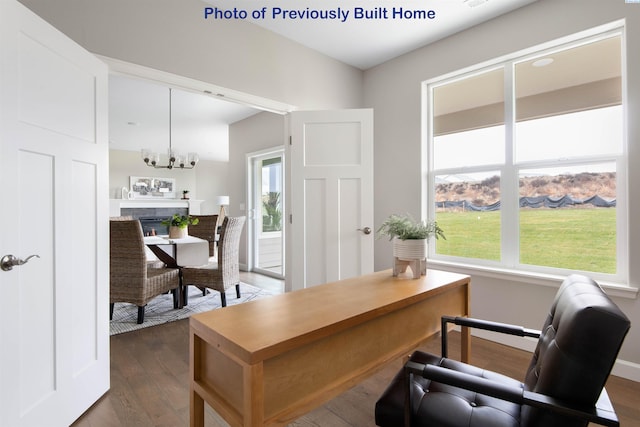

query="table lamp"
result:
[214,196,230,227]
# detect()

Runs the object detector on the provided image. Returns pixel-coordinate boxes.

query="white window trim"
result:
[422,22,631,289]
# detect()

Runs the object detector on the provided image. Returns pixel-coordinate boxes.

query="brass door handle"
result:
[1,254,40,271]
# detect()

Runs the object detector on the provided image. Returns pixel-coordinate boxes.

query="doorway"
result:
[248,148,285,279]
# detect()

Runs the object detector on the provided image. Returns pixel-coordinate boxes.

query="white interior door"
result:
[287,109,374,291]
[0,2,110,426]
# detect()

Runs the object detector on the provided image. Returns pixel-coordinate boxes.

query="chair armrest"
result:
[404,362,619,427]
[440,315,540,357]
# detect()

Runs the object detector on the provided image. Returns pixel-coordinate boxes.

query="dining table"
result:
[143,235,210,268]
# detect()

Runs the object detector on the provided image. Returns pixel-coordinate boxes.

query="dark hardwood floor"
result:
[72,273,640,426]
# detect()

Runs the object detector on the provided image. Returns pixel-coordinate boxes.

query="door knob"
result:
[357,227,372,235]
[1,254,40,271]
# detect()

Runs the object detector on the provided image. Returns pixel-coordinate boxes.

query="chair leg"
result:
[220,292,227,307]
[172,288,179,309]
[137,305,146,324]
[110,303,114,320]
[183,285,189,307]
[179,270,185,308]
[235,283,241,299]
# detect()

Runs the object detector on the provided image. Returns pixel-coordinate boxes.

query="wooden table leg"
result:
[190,388,205,427]
[190,332,205,427]
[147,244,178,268]
[243,363,264,426]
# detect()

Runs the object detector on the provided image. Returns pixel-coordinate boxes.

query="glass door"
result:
[250,150,284,278]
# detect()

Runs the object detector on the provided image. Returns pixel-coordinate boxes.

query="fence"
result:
[436,195,615,212]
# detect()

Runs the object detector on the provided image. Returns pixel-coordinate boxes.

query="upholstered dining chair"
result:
[188,214,218,260]
[181,216,246,307]
[375,274,630,427]
[109,219,181,324]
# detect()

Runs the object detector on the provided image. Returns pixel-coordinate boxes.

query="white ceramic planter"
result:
[392,238,427,260]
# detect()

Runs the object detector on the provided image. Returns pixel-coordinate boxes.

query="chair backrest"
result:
[189,214,218,256]
[218,216,246,282]
[109,219,147,287]
[522,274,630,427]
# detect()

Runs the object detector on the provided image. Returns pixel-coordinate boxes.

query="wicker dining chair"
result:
[110,215,165,268]
[109,219,181,324]
[189,214,218,259]
[181,216,246,307]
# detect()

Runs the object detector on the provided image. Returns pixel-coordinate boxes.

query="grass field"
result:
[435,208,616,274]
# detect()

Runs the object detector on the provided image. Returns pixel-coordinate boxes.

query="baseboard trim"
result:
[468,328,640,383]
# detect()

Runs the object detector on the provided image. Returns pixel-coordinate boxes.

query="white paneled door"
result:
[0,1,109,426]
[287,109,374,290]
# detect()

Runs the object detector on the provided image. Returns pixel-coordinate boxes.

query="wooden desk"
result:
[189,269,471,427]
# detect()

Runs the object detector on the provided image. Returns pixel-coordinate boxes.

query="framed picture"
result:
[129,176,176,199]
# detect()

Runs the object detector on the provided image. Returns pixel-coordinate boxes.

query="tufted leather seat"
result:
[375,274,630,427]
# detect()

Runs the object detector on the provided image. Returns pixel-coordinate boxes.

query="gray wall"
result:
[18,0,364,111]
[228,112,286,265]
[364,0,640,376]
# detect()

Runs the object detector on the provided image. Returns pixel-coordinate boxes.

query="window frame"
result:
[422,24,628,286]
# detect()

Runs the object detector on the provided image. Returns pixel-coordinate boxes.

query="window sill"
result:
[427,259,639,299]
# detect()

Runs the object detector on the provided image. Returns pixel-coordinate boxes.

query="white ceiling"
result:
[202,0,538,70]
[110,0,538,160]
[109,75,258,161]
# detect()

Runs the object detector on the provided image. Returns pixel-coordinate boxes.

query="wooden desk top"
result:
[190,269,470,365]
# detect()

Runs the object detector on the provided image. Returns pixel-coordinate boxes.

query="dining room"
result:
[108,70,288,277]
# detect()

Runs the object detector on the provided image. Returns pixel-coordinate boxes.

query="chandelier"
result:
[141,88,199,169]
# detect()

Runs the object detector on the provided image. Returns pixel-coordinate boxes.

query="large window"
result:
[426,28,625,281]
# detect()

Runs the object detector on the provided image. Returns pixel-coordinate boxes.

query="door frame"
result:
[101,57,293,277]
[99,56,294,115]
[246,147,286,279]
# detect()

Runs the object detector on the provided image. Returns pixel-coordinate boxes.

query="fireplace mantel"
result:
[109,199,203,217]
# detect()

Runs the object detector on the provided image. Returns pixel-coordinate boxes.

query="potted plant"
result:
[182,190,190,200]
[376,213,445,268]
[162,214,199,239]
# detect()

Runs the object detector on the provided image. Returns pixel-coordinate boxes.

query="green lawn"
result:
[435,208,616,274]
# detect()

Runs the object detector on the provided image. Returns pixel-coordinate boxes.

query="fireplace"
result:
[138,217,168,236]
[121,207,188,236]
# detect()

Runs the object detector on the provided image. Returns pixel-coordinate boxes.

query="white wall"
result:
[109,149,196,200]
[363,0,640,377]
[195,158,232,215]
[109,149,229,214]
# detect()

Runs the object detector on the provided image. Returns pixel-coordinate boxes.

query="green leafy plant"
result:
[376,213,445,241]
[262,191,282,232]
[161,214,199,229]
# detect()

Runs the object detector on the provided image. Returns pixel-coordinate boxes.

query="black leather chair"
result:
[375,274,630,427]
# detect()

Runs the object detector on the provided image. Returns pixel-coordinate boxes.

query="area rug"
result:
[110,283,275,335]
